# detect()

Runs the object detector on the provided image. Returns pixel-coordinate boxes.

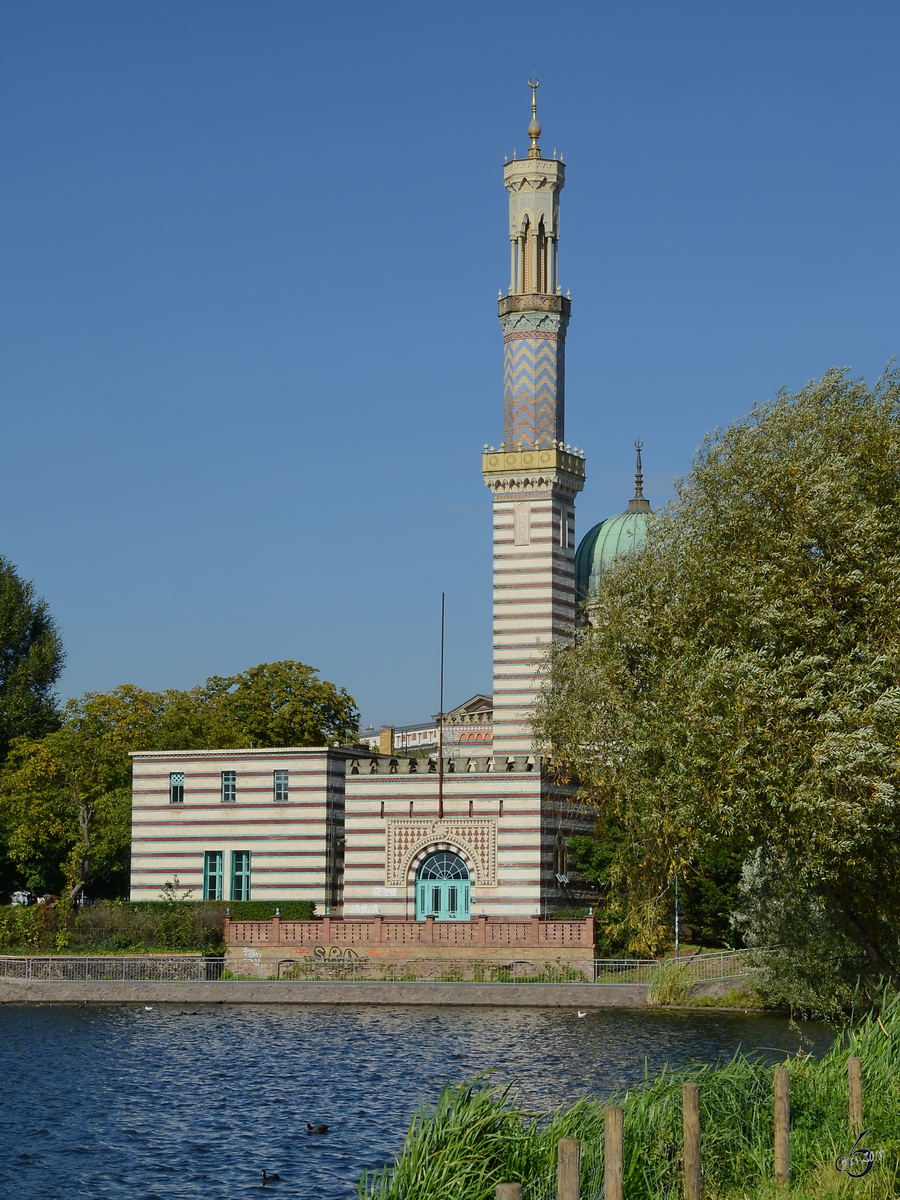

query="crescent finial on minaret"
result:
[527,76,541,158]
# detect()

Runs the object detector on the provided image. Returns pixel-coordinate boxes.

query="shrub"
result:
[0,904,59,952]
[0,898,317,954]
[224,900,315,920]
[646,959,693,1006]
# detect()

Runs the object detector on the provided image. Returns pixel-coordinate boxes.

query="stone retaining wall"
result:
[0,979,647,1006]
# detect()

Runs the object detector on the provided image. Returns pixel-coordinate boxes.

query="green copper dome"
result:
[575,444,653,604]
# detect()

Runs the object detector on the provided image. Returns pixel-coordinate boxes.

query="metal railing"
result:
[0,949,765,985]
[261,951,760,984]
[0,955,224,981]
[657,949,774,981]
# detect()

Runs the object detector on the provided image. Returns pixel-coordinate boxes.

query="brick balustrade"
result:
[224,914,594,949]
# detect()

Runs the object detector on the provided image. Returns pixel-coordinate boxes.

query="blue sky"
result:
[1,1,898,729]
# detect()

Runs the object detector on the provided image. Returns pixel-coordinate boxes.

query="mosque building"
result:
[128,88,651,936]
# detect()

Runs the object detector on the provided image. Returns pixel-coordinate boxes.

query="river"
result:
[0,1003,832,1199]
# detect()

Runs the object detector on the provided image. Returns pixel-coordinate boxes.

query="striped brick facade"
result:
[128,748,595,918]
[342,758,593,918]
[129,748,351,906]
[483,450,585,754]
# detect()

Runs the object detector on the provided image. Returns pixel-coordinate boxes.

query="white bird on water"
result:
[577,1011,587,1018]
[144,1006,153,1011]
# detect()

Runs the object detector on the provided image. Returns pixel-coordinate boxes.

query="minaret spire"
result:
[626,441,652,513]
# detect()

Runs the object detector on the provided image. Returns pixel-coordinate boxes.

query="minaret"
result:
[483,82,586,755]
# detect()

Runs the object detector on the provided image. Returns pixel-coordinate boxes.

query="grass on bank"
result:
[359,991,900,1200]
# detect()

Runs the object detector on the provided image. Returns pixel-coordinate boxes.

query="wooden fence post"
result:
[774,1067,790,1187]
[683,1082,701,1199]
[849,1056,863,1137]
[495,1185,522,1200]
[604,1107,624,1200]
[556,1138,580,1200]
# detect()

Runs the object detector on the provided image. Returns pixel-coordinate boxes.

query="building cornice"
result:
[129,746,367,761]
[482,446,586,496]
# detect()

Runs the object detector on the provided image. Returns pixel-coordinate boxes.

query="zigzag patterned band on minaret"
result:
[503,327,566,446]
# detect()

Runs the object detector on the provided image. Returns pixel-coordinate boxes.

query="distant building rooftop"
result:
[359,694,493,753]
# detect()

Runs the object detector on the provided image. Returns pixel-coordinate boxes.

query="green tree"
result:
[0,661,358,899]
[0,682,247,899]
[0,557,64,761]
[209,660,360,747]
[535,366,900,1001]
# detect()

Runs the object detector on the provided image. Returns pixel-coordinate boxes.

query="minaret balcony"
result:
[498,293,571,318]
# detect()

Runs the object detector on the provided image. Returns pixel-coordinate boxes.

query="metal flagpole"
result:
[438,592,445,819]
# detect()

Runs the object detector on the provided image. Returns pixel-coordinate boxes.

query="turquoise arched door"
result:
[415,851,471,921]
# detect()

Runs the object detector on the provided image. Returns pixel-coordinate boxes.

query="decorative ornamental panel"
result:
[385,819,497,887]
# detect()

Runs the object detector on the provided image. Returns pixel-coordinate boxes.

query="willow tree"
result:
[534,366,900,1001]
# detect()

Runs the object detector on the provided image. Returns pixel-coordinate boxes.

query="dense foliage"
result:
[360,992,900,1199]
[534,367,900,1009]
[0,557,64,762]
[0,660,359,899]
[207,660,359,749]
[0,897,315,954]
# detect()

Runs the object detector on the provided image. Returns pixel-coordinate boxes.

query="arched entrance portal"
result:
[415,851,471,921]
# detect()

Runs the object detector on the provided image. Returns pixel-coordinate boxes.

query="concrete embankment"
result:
[0,979,648,1006]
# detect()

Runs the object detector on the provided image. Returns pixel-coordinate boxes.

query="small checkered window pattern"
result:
[273,770,289,802]
[221,771,236,802]
[169,772,184,804]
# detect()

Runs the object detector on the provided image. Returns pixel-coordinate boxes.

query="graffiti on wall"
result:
[312,945,363,963]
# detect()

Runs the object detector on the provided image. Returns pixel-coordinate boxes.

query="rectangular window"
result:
[169,772,184,804]
[203,851,224,900]
[273,769,289,802]
[231,850,251,901]
[221,770,236,803]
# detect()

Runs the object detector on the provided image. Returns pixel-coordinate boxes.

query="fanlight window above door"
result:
[417,851,469,880]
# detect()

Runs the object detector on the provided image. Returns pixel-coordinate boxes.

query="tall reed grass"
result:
[359,992,900,1199]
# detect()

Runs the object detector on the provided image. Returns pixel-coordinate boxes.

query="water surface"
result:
[0,1003,832,1200]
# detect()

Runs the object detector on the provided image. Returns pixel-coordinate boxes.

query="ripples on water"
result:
[0,1003,832,1200]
